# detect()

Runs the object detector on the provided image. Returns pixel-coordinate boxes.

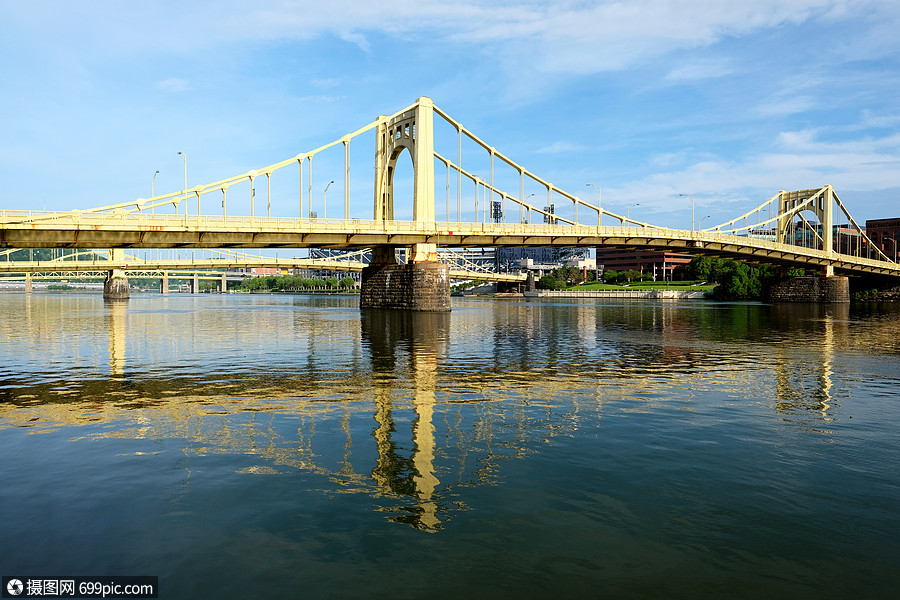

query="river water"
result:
[0,293,898,599]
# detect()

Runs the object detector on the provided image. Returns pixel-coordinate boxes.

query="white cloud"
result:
[536,141,586,154]
[776,127,900,154]
[665,59,733,82]
[10,1,899,74]
[858,109,900,129]
[156,77,190,92]
[647,152,690,168]
[338,30,370,52]
[3,1,899,216]
[605,129,900,223]
[776,129,820,148]
[756,95,816,117]
[312,78,341,89]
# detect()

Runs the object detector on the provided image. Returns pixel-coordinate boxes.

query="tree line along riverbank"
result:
[537,256,900,301]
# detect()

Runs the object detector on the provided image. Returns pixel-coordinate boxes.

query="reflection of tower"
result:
[107,299,127,377]
[362,309,449,532]
[411,326,440,531]
[771,303,848,425]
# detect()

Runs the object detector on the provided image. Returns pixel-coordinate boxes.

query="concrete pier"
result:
[767,276,850,303]
[360,247,450,312]
[103,269,130,300]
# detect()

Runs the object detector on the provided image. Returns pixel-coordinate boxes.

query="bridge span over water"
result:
[0,248,525,286]
[1,97,897,307]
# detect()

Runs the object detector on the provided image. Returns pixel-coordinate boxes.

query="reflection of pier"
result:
[107,300,127,377]
[364,310,449,531]
[771,303,848,431]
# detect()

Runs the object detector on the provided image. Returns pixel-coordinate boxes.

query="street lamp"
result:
[679,193,695,231]
[699,215,711,230]
[151,170,159,215]
[177,152,188,215]
[587,183,602,226]
[324,180,334,219]
[522,193,535,224]
[627,202,640,221]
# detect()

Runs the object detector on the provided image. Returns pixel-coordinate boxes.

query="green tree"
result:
[712,260,750,298]
[622,269,642,283]
[687,256,719,281]
[709,262,778,300]
[550,265,583,286]
[537,275,566,290]
[567,266,585,285]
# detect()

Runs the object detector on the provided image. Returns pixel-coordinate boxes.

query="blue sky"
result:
[2,0,899,229]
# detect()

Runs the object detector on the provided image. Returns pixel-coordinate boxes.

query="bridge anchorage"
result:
[1,96,898,306]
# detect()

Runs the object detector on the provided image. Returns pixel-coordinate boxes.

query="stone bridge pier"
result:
[103,249,129,300]
[767,273,850,303]
[103,269,130,299]
[360,246,450,312]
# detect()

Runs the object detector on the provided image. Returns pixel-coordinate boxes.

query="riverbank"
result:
[525,289,707,299]
[855,286,900,302]
[232,288,359,295]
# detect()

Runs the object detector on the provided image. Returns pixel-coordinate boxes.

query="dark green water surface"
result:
[1,293,898,598]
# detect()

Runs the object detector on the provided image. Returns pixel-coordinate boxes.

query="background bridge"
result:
[1,97,897,306]
[0,247,525,285]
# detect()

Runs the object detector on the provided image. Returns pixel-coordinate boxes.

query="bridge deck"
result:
[1,212,897,277]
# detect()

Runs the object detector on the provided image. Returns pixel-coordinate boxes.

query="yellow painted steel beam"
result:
[2,205,898,279]
[0,256,526,282]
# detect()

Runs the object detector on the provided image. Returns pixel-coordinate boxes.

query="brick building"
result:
[595,249,693,280]
[865,217,900,261]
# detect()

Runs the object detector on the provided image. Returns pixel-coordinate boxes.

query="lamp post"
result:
[524,193,535,224]
[627,202,640,221]
[699,215,710,230]
[587,183,601,226]
[151,170,159,215]
[177,152,188,215]
[679,193,695,231]
[324,180,334,219]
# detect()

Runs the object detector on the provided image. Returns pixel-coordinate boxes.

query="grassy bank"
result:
[569,280,715,292]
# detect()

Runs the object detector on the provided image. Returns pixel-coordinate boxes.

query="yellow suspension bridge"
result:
[0,96,897,304]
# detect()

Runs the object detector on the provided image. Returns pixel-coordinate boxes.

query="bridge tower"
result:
[770,186,849,301]
[363,97,450,311]
[776,187,835,276]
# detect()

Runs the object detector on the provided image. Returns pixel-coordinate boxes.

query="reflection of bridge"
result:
[1,97,897,306]
[0,298,860,531]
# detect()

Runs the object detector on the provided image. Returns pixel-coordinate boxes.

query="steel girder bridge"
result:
[0,97,897,280]
[0,248,524,284]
